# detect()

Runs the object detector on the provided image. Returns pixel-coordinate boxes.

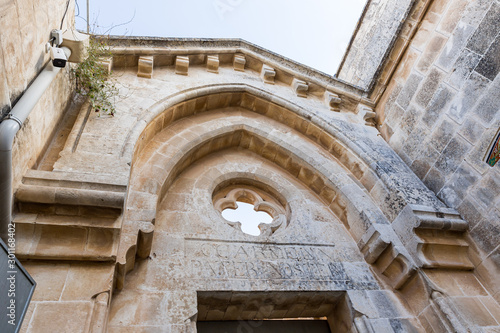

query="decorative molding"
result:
[137,56,153,78]
[292,78,308,98]
[14,170,125,261]
[206,55,219,74]
[260,64,276,84]
[175,55,190,75]
[233,53,246,72]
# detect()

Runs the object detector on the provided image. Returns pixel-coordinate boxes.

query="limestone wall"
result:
[0,0,74,117]
[336,0,414,90]
[0,0,76,189]
[378,0,500,298]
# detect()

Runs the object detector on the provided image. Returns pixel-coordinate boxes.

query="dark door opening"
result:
[197,319,332,333]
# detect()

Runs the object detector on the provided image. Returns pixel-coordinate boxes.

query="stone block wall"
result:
[0,0,74,117]
[337,0,414,90]
[378,0,500,297]
[0,0,76,189]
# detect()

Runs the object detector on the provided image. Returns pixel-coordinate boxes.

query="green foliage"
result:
[72,37,117,116]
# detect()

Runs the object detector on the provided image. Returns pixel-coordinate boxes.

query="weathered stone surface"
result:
[434,136,471,175]
[415,68,445,108]
[466,2,500,54]
[337,0,414,90]
[475,34,500,81]
[422,84,455,128]
[446,49,482,90]
[448,71,490,123]
[7,1,500,332]
[438,162,481,207]
[396,73,423,109]
[459,117,486,144]
[416,34,447,73]
[471,71,500,125]
[430,116,458,152]
[436,22,475,72]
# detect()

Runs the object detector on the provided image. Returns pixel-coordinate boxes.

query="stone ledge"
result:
[16,184,125,209]
[392,205,474,270]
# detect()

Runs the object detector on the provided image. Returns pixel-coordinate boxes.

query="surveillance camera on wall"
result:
[50,47,67,68]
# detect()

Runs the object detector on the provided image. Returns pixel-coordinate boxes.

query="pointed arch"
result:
[116,105,416,291]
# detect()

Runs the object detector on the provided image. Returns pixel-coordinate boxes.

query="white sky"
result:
[75,0,366,75]
[222,201,273,236]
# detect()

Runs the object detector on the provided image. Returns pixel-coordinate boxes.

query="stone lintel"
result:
[175,55,190,76]
[137,56,154,78]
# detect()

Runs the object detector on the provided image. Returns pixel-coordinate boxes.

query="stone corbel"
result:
[206,55,219,74]
[325,91,342,111]
[260,64,276,84]
[292,78,308,98]
[233,53,246,72]
[176,55,190,75]
[392,205,473,270]
[98,57,113,75]
[358,105,377,127]
[358,224,417,290]
[137,56,154,78]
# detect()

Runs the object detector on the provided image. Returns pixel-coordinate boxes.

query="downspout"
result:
[0,47,71,242]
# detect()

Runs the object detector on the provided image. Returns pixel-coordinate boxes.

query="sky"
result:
[221,201,273,236]
[74,0,366,75]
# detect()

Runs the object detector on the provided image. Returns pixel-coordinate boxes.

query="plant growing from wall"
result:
[72,37,117,116]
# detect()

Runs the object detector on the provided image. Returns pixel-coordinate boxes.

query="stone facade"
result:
[354,0,500,303]
[0,0,76,192]
[337,0,414,90]
[0,0,499,332]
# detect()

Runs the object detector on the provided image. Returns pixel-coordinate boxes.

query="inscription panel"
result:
[185,239,377,290]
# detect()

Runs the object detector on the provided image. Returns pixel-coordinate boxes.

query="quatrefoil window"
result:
[213,186,287,237]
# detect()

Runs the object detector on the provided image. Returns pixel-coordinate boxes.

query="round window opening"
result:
[213,183,289,237]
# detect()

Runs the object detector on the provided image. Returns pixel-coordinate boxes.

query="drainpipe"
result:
[0,47,71,242]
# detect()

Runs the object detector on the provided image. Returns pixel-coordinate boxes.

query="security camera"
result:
[51,47,67,68]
